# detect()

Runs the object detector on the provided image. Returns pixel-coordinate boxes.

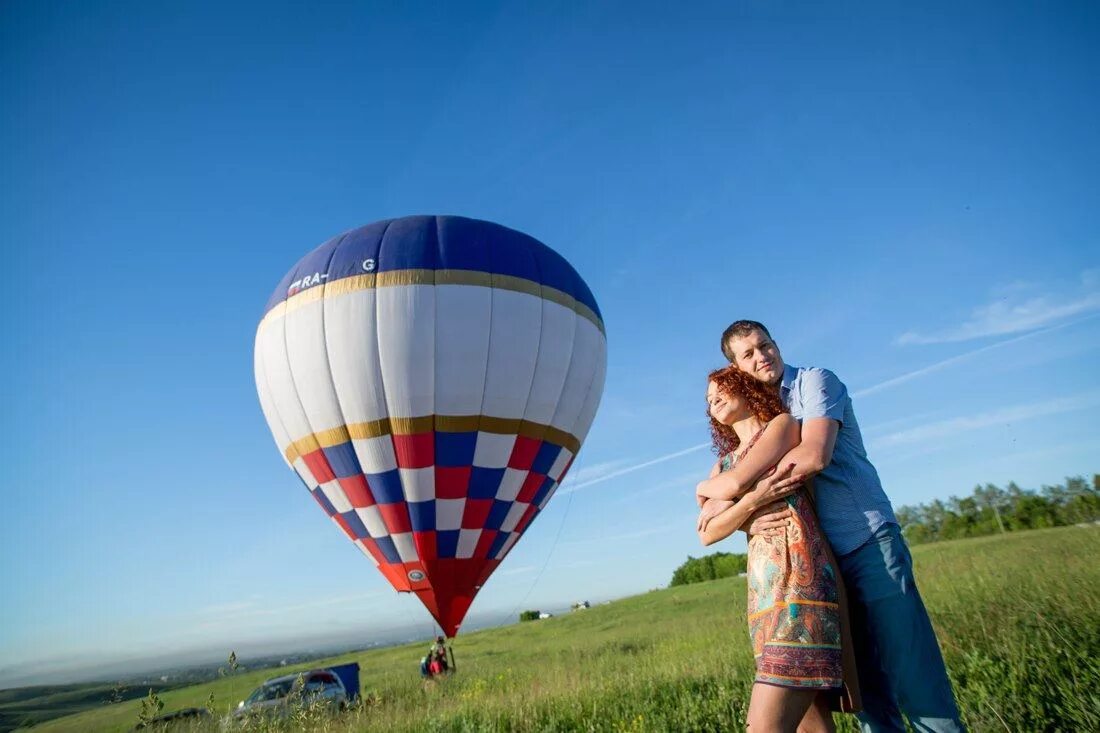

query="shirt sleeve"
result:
[798,368,847,424]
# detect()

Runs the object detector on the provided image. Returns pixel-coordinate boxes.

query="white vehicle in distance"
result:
[233,669,348,720]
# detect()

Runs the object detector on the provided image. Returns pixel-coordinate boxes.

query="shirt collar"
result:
[780,363,797,395]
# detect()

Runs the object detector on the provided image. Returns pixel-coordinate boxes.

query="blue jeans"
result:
[836,524,966,733]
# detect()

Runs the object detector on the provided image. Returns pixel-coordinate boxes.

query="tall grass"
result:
[29,526,1100,732]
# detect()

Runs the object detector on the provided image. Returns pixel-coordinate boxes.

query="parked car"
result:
[232,669,348,721]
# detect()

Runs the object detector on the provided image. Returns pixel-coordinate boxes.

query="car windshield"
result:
[246,679,295,703]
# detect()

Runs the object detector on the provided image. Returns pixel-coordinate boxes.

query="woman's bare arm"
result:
[697,458,724,508]
[695,415,800,502]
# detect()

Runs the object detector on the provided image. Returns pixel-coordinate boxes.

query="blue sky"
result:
[2,1,1098,685]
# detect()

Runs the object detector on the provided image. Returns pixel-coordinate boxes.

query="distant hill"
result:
[0,683,167,732]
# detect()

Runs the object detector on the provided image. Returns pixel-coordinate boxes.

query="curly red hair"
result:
[707,365,787,457]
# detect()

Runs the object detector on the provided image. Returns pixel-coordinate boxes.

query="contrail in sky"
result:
[559,442,710,494]
[853,312,1100,399]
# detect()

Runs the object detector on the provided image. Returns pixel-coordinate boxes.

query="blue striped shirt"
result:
[781,364,897,556]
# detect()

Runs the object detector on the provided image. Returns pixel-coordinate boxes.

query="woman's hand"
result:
[697,499,736,532]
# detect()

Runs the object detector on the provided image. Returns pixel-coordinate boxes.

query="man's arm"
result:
[784,367,846,476]
[695,415,799,501]
[775,416,838,478]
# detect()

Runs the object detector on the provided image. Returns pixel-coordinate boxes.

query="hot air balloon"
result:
[253,216,606,637]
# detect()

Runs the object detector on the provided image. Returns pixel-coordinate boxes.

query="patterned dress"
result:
[721,431,843,690]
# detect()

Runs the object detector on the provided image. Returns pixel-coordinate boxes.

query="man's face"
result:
[726,329,783,385]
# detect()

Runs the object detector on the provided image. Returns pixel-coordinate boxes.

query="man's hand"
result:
[697,499,735,532]
[747,505,792,537]
[747,463,804,507]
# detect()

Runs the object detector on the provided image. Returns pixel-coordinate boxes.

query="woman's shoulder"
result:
[769,413,798,429]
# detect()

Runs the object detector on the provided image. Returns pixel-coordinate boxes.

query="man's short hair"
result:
[721,320,773,361]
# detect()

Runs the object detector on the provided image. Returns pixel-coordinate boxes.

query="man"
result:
[712,319,965,733]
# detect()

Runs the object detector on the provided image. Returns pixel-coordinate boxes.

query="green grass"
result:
[25,525,1100,732]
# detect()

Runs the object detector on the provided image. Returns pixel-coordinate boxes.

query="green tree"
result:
[670,552,747,586]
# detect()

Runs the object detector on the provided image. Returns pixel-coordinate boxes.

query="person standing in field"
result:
[700,320,965,733]
[697,365,861,732]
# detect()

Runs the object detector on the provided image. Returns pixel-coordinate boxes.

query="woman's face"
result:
[707,380,745,425]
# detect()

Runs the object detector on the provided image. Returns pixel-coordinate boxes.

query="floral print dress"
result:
[721,430,843,690]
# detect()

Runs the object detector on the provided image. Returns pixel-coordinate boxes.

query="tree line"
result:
[896,474,1099,544]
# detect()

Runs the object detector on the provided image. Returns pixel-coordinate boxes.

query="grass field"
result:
[22,525,1100,732]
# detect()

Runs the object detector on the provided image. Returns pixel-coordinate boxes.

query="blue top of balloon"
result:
[263,215,602,322]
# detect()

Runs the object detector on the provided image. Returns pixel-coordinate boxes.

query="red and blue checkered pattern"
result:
[291,422,574,633]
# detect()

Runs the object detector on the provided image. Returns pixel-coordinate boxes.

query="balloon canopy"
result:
[254,216,607,636]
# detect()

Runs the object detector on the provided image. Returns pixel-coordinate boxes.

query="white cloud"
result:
[869,391,1100,450]
[896,272,1100,345]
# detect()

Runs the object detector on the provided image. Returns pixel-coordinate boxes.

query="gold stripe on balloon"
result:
[258,268,605,335]
[282,414,581,464]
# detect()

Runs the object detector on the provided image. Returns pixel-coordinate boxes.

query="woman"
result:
[695,365,859,733]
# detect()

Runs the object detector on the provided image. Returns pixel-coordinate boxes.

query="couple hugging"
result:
[695,320,966,733]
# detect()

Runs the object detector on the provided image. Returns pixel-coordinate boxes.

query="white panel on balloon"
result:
[284,298,348,435]
[434,284,492,416]
[290,457,319,490]
[495,468,526,501]
[480,288,541,420]
[254,330,295,463]
[355,505,389,539]
[399,467,435,502]
[456,528,480,559]
[572,341,608,442]
[435,498,465,531]
[324,287,389,425]
[318,479,353,514]
[376,284,435,418]
[548,317,603,435]
[523,300,576,426]
[391,532,418,563]
[472,432,516,469]
[352,434,398,475]
[258,311,315,446]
